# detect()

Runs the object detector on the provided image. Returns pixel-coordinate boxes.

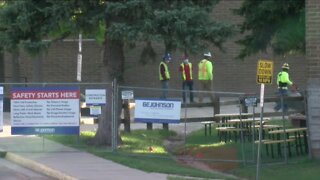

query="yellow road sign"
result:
[257,60,273,84]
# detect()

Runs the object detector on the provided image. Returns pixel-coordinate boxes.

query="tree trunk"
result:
[31,52,44,82]
[0,46,4,83]
[93,37,124,146]
[123,99,131,133]
[11,49,21,83]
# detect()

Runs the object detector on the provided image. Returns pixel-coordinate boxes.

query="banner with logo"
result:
[134,99,181,123]
[10,86,80,135]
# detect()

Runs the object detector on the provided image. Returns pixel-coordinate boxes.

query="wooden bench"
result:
[255,138,295,158]
[268,127,308,157]
[253,124,283,140]
[214,113,253,123]
[216,127,248,143]
[201,121,215,136]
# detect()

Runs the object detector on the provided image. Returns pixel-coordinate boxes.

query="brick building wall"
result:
[306,0,320,159]
[4,0,307,98]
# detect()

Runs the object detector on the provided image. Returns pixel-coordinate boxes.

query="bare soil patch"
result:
[164,136,240,176]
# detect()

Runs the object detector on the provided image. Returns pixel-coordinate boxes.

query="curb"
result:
[4,151,77,180]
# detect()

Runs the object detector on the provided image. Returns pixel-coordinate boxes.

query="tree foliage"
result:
[0,0,236,146]
[234,0,305,59]
[0,0,75,54]
[102,0,235,62]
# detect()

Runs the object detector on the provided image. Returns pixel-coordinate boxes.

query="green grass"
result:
[45,119,317,180]
[232,158,320,180]
[44,129,230,180]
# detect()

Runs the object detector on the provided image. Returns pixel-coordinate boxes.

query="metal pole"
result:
[111,79,117,152]
[42,136,45,152]
[76,33,82,82]
[281,95,288,164]
[115,79,119,151]
[184,102,187,143]
[239,97,246,165]
[256,84,265,180]
[256,105,264,180]
[252,105,256,162]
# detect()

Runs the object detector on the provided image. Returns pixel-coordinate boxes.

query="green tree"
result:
[94,0,235,146]
[0,0,235,146]
[0,0,77,82]
[234,0,305,59]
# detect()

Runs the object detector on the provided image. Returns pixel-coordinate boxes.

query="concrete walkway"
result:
[0,135,170,180]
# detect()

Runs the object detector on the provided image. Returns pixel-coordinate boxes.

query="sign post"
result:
[76,33,82,82]
[255,60,273,180]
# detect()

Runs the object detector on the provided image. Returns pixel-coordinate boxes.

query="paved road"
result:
[0,158,54,180]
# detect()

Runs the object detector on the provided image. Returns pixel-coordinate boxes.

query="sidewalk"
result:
[0,136,169,180]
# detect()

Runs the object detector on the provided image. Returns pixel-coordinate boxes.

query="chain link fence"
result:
[0,81,308,173]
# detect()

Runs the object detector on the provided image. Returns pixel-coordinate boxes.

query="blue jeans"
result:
[274,88,289,112]
[161,80,169,99]
[182,81,194,103]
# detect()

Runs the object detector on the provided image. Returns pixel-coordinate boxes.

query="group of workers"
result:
[159,52,296,112]
[159,52,216,103]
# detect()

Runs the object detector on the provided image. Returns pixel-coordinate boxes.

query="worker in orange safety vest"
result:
[179,55,194,103]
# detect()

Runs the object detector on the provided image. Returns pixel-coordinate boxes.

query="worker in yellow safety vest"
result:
[159,53,172,99]
[198,52,215,103]
[179,55,194,103]
[274,63,296,112]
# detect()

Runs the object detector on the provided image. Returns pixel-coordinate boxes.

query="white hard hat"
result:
[204,52,212,57]
[282,63,289,69]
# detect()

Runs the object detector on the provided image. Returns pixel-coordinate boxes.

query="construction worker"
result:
[159,53,172,99]
[198,52,215,103]
[179,55,194,103]
[274,63,295,112]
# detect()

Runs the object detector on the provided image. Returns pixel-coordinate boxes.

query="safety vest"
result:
[277,71,292,89]
[198,59,213,80]
[180,62,193,81]
[159,62,170,80]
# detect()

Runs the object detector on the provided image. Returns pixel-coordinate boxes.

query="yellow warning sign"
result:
[257,60,273,84]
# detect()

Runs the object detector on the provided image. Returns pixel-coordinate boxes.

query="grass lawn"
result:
[45,118,320,180]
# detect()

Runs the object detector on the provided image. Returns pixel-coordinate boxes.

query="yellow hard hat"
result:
[282,63,289,69]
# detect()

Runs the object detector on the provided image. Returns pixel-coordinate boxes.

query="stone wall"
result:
[306,0,320,159]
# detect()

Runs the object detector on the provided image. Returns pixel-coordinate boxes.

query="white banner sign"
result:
[134,99,181,123]
[10,86,80,135]
[121,90,134,100]
[90,106,101,116]
[85,89,106,105]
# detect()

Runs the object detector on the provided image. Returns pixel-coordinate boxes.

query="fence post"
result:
[147,123,153,130]
[241,97,248,113]
[163,123,169,130]
[213,95,220,115]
